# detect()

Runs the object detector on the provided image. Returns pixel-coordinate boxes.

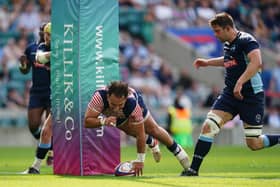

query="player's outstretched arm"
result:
[193,57,224,69]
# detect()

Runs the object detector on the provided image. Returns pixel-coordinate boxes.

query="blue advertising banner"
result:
[167,27,223,57]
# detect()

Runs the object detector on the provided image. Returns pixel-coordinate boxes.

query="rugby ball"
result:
[114,161,135,176]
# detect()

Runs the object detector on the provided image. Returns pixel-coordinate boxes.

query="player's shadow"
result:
[57,175,188,187]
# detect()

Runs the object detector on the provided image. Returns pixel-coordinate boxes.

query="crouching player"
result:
[84,81,190,176]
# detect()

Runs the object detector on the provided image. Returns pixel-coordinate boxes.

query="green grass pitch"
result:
[0,146,279,187]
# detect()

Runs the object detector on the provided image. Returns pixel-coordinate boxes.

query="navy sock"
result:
[36,143,51,159]
[262,135,280,147]
[146,135,153,145]
[190,137,213,173]
[167,141,180,155]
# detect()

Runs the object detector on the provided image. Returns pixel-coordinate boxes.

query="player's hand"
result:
[105,116,117,126]
[193,58,208,69]
[132,161,144,176]
[233,81,244,100]
[19,55,27,69]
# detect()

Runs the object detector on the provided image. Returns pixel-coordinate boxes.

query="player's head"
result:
[209,12,235,42]
[107,81,129,111]
[39,22,47,43]
[44,22,51,46]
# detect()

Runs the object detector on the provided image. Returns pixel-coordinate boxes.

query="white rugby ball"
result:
[114,161,135,176]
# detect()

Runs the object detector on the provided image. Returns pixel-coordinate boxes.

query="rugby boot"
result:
[22,167,40,174]
[46,150,53,166]
[181,168,198,176]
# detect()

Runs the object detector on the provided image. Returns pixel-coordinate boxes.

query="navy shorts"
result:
[28,94,51,109]
[212,88,264,125]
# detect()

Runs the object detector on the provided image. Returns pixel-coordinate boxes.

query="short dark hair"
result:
[209,12,235,28]
[107,81,129,98]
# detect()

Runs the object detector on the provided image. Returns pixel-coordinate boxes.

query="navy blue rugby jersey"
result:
[25,42,50,95]
[223,31,263,95]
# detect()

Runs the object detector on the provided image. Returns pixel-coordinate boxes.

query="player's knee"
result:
[28,121,40,130]
[244,124,263,151]
[246,141,261,151]
[245,135,263,151]
[201,112,222,138]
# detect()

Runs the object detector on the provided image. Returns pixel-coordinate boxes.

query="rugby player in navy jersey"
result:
[23,23,52,174]
[19,23,53,166]
[84,81,190,176]
[19,22,50,141]
[181,12,280,176]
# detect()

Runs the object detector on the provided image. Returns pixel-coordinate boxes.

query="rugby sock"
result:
[146,135,155,147]
[31,143,50,171]
[167,141,181,155]
[190,136,213,173]
[261,135,280,147]
[36,143,51,159]
[32,157,42,171]
[30,127,41,140]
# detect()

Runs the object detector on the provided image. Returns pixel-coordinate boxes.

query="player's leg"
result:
[28,94,51,140]
[143,114,190,170]
[245,131,280,150]
[240,92,280,150]
[182,110,232,176]
[243,123,280,150]
[145,134,161,162]
[25,114,52,174]
[27,107,45,139]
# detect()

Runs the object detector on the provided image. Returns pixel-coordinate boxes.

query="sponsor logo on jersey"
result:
[224,59,237,68]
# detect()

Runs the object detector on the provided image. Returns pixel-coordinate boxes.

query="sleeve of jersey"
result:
[87,91,104,113]
[243,38,260,55]
[130,103,144,125]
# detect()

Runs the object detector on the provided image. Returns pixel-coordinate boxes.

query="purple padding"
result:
[82,127,120,175]
[53,122,82,175]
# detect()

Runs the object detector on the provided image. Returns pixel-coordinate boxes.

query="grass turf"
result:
[0,146,279,187]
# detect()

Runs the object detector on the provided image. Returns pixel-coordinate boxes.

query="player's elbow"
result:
[256,62,262,69]
[84,117,91,128]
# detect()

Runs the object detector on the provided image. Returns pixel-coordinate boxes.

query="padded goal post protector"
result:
[51,0,120,175]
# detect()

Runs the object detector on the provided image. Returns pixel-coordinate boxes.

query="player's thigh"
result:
[143,114,160,135]
[238,93,264,127]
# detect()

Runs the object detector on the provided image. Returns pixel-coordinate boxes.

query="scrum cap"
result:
[44,22,51,34]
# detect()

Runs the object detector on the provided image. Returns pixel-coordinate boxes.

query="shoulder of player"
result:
[25,42,37,52]
[238,31,257,43]
[94,88,107,97]
[37,42,48,50]
[125,95,137,111]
